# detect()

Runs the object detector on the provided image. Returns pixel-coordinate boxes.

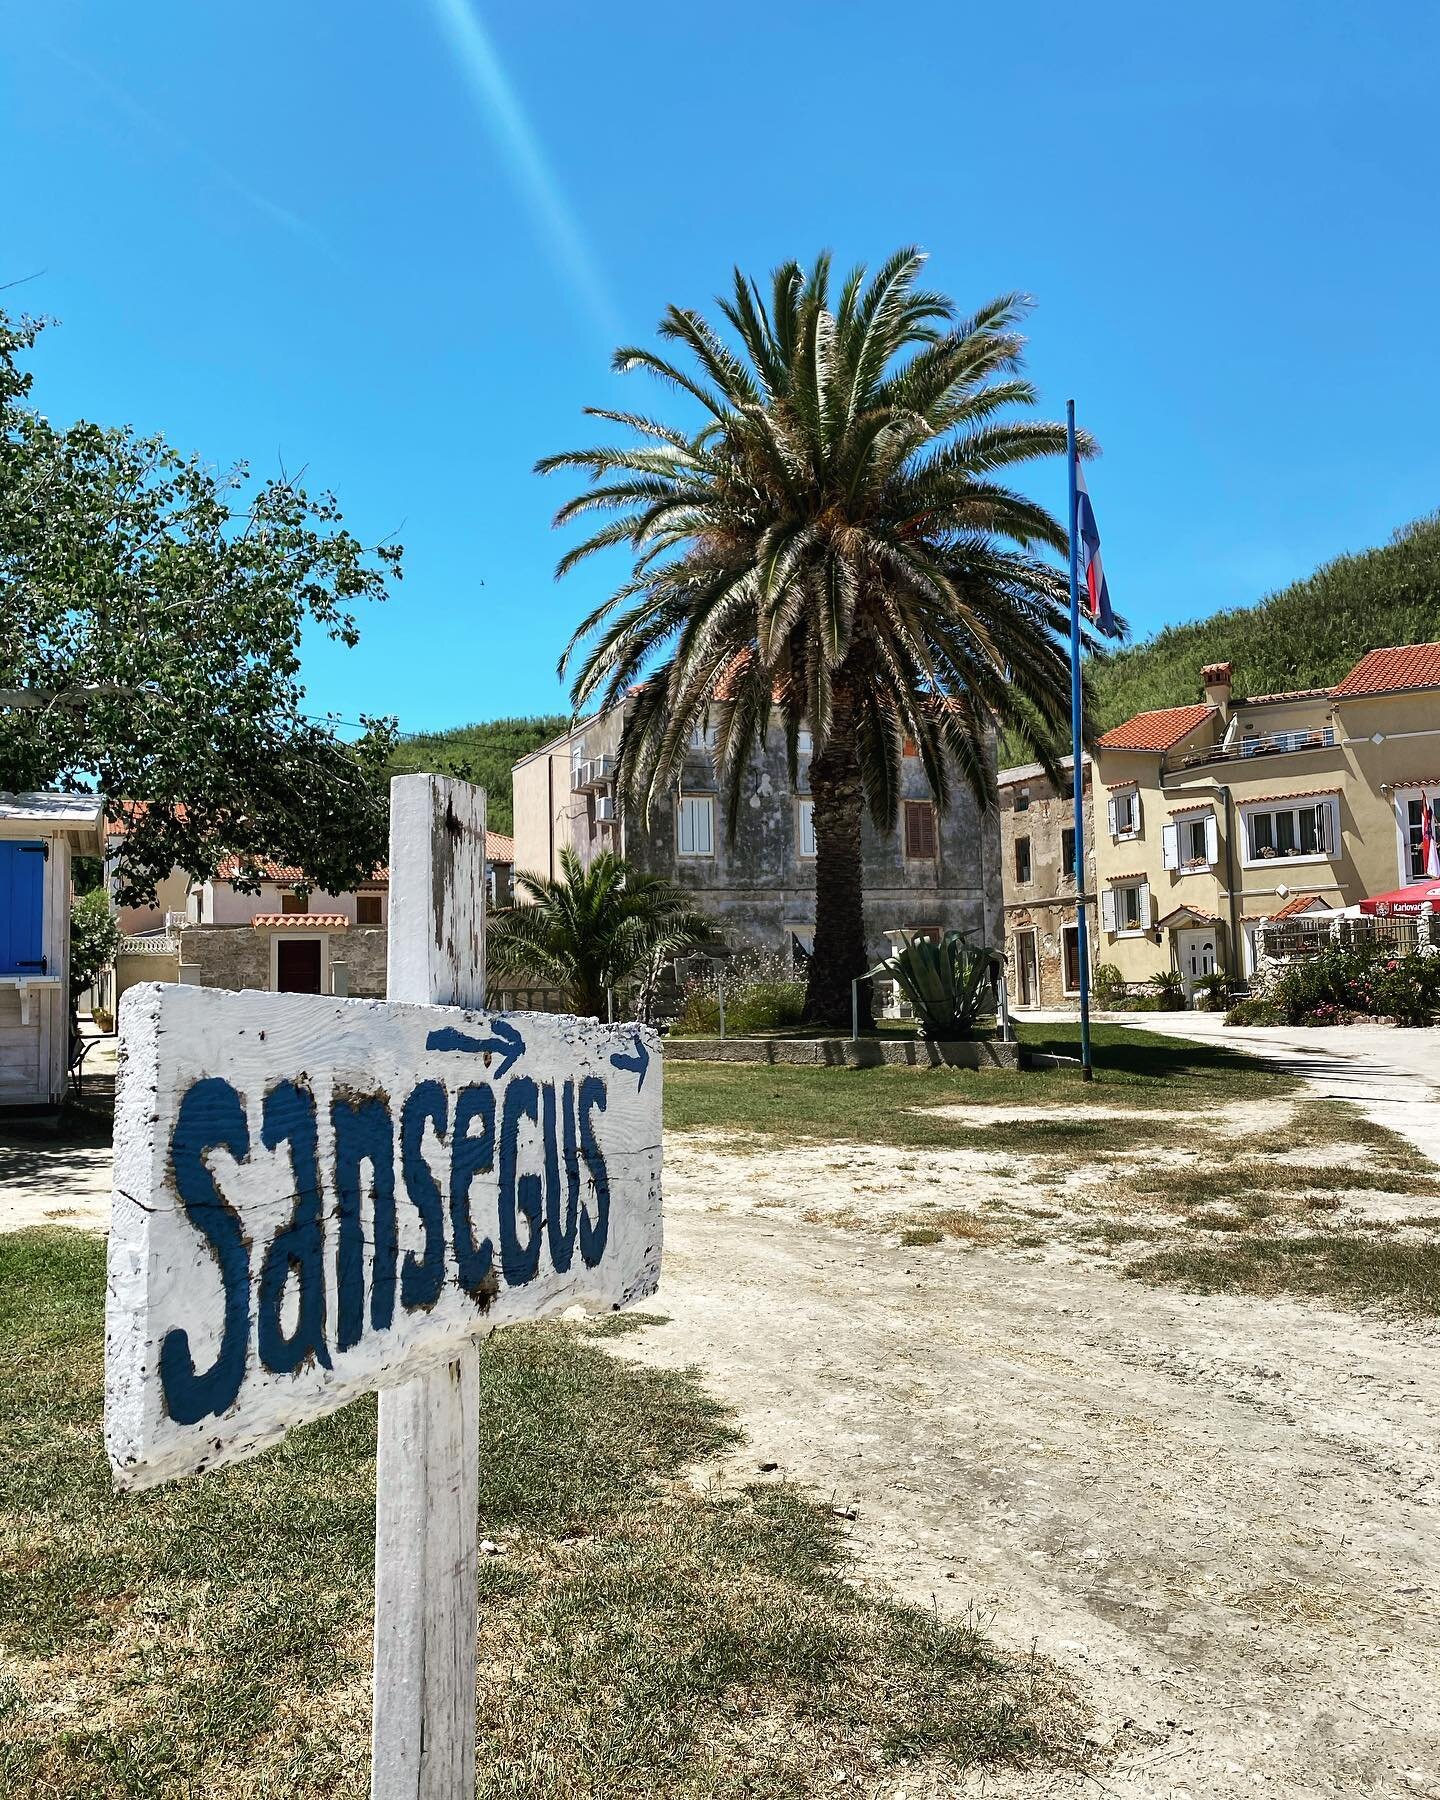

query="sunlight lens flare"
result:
[428,0,618,339]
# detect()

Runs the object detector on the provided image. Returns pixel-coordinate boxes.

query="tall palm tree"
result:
[541,249,1094,1028]
[489,848,716,1020]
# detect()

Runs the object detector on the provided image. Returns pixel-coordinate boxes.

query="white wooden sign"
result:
[102,774,663,1800]
[104,982,662,1490]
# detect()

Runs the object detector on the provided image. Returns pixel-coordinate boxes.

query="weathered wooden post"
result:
[372,774,487,1800]
[104,775,663,1800]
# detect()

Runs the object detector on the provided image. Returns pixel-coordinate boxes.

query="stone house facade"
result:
[997,757,1095,1010]
[107,835,515,1005]
[512,702,1003,962]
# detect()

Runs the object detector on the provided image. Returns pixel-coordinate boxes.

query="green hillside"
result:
[1088,514,1440,729]
[387,715,566,835]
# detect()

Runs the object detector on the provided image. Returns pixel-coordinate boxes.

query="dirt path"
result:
[618,1151,1440,1799]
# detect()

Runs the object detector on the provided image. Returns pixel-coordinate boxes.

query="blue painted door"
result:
[0,840,47,974]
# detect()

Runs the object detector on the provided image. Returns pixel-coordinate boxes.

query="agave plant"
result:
[873,931,1001,1040]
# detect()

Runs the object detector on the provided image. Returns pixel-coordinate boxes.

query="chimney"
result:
[1201,661,1232,720]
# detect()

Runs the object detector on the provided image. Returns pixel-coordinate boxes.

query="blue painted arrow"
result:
[609,1033,650,1092]
[426,1018,526,1081]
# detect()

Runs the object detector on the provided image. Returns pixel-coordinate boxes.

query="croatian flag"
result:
[1075,463,1116,636]
[1424,793,1440,879]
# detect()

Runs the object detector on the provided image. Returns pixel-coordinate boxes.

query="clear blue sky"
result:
[7,2,1439,735]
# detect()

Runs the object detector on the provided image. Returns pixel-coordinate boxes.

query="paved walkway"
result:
[1027,1009,1440,1169]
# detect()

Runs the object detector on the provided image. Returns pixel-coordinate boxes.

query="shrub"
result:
[70,890,120,1004]
[1193,971,1231,1013]
[1225,997,1281,1027]
[671,951,807,1036]
[1265,943,1440,1028]
[1091,962,1126,1007]
[1154,969,1187,1011]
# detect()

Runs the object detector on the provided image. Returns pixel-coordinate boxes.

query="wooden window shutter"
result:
[904,801,937,859]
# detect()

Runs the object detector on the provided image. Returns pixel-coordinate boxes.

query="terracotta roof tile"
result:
[1268,895,1331,921]
[485,832,515,863]
[1240,787,1342,804]
[1096,704,1215,752]
[1331,642,1440,699]
[1241,687,1333,706]
[248,913,350,929]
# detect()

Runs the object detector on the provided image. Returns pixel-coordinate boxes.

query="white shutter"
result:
[1138,882,1152,929]
[1314,802,1331,855]
[1204,813,1219,865]
[1134,793,1144,835]
[1107,797,1117,838]
[1101,888,1117,934]
[1162,823,1179,870]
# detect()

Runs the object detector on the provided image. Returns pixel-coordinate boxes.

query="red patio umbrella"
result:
[1357,882,1440,916]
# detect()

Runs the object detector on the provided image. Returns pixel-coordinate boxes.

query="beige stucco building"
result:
[1090,644,1440,996]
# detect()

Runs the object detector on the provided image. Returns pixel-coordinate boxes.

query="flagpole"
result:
[1067,399,1095,1082]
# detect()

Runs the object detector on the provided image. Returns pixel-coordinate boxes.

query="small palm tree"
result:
[489,847,716,1019]
[542,249,1093,1028]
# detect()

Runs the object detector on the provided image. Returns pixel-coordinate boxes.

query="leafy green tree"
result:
[542,250,1085,1027]
[69,889,121,1006]
[0,310,401,904]
[489,848,716,1018]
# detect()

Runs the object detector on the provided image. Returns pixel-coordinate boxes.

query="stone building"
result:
[997,756,1095,1010]
[512,700,1003,962]
[105,836,515,1005]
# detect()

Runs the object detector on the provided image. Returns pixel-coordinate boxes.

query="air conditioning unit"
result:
[594,796,618,825]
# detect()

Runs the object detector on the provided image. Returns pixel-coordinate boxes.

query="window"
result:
[1243,798,1334,863]
[1108,789,1140,838]
[1014,786,1031,813]
[797,798,817,859]
[356,893,382,926]
[1060,826,1077,879]
[281,890,308,915]
[908,924,942,944]
[1061,924,1082,994]
[1403,794,1439,881]
[902,737,918,759]
[1163,811,1217,872]
[677,794,715,857]
[903,800,937,859]
[689,718,715,751]
[1014,835,1032,884]
[1102,881,1149,935]
[797,728,812,755]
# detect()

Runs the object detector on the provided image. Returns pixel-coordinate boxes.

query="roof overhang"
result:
[0,790,106,854]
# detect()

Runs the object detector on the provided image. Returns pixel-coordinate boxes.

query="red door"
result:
[276,939,323,993]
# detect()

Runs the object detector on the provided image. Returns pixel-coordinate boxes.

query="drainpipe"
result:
[1218,783,1241,977]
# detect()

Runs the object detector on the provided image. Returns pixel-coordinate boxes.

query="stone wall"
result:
[331,928,387,998]
[999,764,1096,1009]
[176,925,389,996]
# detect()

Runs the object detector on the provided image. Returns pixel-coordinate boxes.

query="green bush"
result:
[1091,962,1126,1007]
[1154,969,1187,1011]
[1193,971,1231,1013]
[70,890,120,1003]
[1225,996,1281,1027]
[671,966,806,1036]
[1267,943,1440,1027]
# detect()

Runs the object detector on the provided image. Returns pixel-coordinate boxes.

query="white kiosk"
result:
[0,792,105,1111]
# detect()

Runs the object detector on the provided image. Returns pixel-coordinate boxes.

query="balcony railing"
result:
[1165,726,1335,776]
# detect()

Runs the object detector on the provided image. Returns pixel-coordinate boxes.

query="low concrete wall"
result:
[664,1036,1023,1069]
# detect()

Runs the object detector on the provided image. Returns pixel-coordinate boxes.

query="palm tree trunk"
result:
[803,695,874,1031]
